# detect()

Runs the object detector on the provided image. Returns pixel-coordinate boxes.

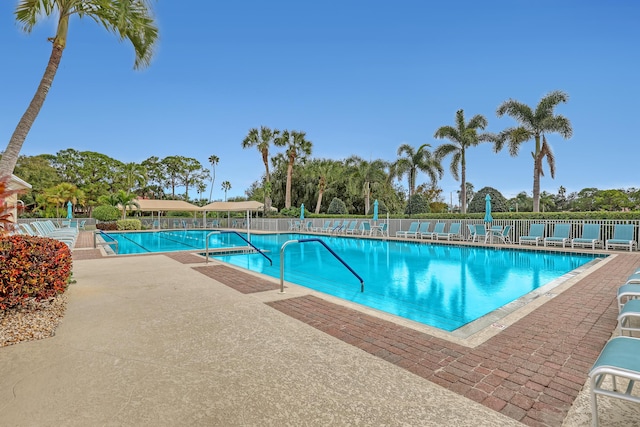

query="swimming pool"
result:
[103,230,246,254]
[212,233,602,331]
[102,230,602,332]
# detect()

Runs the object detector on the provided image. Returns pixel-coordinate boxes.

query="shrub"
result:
[0,235,72,310]
[92,205,121,222]
[327,198,347,215]
[117,219,141,230]
[96,222,118,231]
[468,187,508,213]
[405,194,430,215]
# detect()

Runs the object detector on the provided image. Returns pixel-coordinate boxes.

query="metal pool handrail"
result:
[94,230,119,254]
[279,238,364,294]
[205,231,272,266]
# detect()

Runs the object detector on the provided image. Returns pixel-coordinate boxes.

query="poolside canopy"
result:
[131,199,202,212]
[201,201,277,212]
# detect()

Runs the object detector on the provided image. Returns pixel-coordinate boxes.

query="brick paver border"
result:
[265,253,640,426]
[193,264,282,294]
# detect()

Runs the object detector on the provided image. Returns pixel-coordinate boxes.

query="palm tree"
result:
[392,143,443,201]
[495,90,573,212]
[241,126,280,213]
[434,110,495,214]
[0,1,158,178]
[221,181,231,201]
[121,162,147,195]
[346,156,389,215]
[114,190,139,220]
[275,130,312,209]
[207,155,219,202]
[44,182,84,218]
[308,159,340,214]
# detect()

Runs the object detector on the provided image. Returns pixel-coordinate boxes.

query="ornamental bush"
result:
[92,205,121,222]
[327,198,347,215]
[0,235,72,310]
[117,219,141,230]
[96,222,118,231]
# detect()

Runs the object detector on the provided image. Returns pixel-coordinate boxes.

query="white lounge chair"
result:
[396,222,419,238]
[519,224,545,246]
[544,224,571,247]
[433,223,462,241]
[606,224,637,252]
[571,224,601,250]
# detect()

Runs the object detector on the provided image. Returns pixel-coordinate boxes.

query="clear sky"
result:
[1,1,638,202]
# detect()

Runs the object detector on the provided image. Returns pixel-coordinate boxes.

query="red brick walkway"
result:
[193,265,282,293]
[265,254,640,426]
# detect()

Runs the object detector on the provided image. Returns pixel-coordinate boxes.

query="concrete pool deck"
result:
[1,232,640,425]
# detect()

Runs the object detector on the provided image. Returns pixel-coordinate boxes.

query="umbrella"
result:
[373,199,379,222]
[66,201,73,219]
[484,194,493,223]
[300,203,304,220]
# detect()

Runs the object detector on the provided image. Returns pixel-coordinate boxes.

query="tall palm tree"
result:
[495,90,573,212]
[114,190,139,220]
[275,130,312,209]
[221,181,231,201]
[346,156,389,215]
[392,143,443,201]
[121,162,147,195]
[434,110,495,214]
[207,155,219,202]
[0,1,158,178]
[308,159,340,214]
[241,126,280,213]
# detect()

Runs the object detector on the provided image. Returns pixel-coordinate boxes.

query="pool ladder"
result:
[280,238,364,294]
[204,231,272,265]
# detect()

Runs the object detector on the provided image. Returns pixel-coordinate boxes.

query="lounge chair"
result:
[433,222,462,241]
[303,220,314,232]
[618,283,640,312]
[489,225,512,244]
[328,220,342,233]
[396,222,419,238]
[344,220,359,235]
[410,222,430,239]
[618,299,640,337]
[571,224,601,250]
[472,224,488,243]
[423,222,445,240]
[589,336,640,427]
[543,224,571,248]
[606,224,637,251]
[519,224,545,246]
[315,220,332,233]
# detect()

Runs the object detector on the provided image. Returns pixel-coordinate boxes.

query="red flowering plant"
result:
[0,175,72,309]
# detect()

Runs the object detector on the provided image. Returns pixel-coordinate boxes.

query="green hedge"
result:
[117,219,142,230]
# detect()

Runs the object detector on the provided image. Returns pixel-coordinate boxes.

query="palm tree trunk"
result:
[315,189,324,214]
[0,43,64,177]
[285,161,293,209]
[460,152,467,214]
[532,135,542,212]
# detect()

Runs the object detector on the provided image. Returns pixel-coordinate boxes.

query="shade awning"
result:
[132,199,202,212]
[201,201,277,212]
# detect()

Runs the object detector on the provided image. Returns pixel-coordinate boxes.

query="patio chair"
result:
[303,220,314,232]
[589,336,640,427]
[618,283,640,312]
[472,224,488,243]
[433,222,462,241]
[543,224,571,248]
[396,221,419,238]
[519,224,545,246]
[618,299,640,337]
[344,220,359,234]
[490,225,512,244]
[329,220,342,233]
[373,223,388,237]
[359,222,372,235]
[424,222,445,240]
[466,224,477,241]
[571,224,601,250]
[606,224,637,252]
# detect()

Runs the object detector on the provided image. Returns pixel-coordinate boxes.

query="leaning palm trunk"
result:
[0,44,63,176]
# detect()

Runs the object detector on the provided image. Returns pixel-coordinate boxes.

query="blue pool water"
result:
[104,230,244,254]
[104,230,601,331]
[213,233,601,331]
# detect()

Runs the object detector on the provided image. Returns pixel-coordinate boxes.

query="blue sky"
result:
[1,1,638,202]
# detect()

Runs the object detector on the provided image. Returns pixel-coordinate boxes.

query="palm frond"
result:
[541,135,556,178]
